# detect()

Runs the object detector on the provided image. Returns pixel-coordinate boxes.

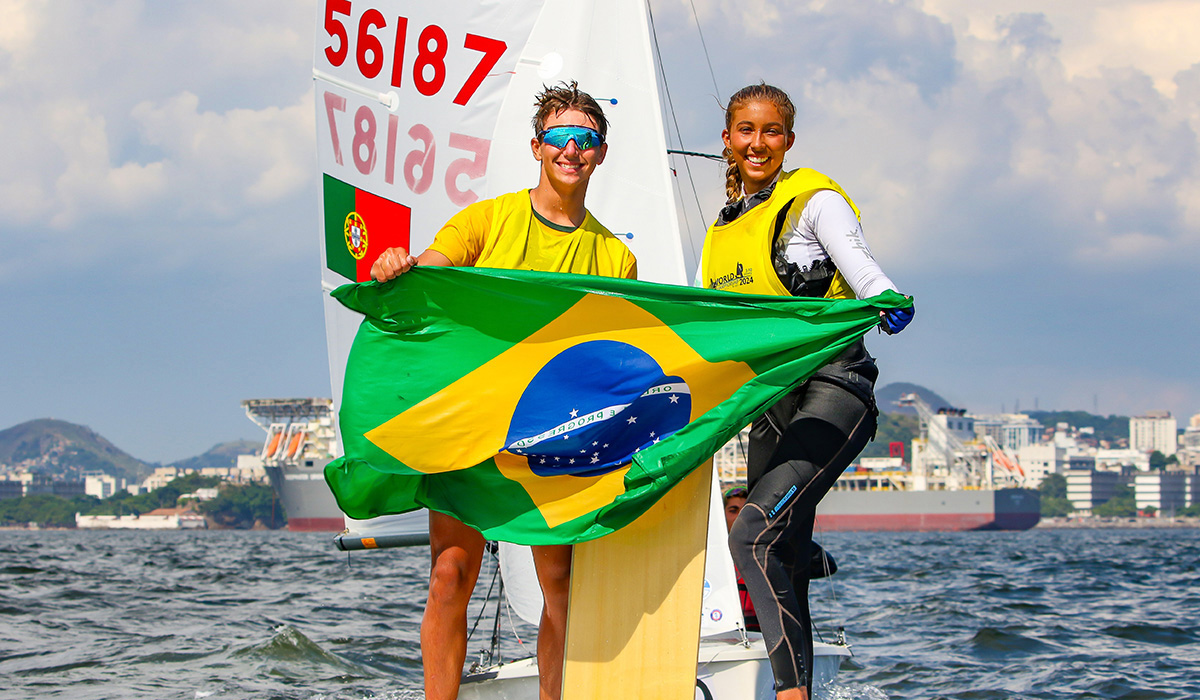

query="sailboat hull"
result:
[459,635,849,699]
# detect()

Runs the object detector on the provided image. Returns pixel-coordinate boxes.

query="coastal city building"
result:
[1094,448,1150,472]
[84,473,124,499]
[713,427,750,483]
[1178,414,1200,471]
[1130,410,1178,456]
[75,508,206,530]
[0,479,23,499]
[1016,443,1064,487]
[1133,471,1192,514]
[1065,469,1123,514]
[972,413,1044,452]
[20,473,85,498]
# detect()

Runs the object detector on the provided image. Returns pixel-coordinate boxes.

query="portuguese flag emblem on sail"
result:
[324,266,913,545]
[323,175,411,282]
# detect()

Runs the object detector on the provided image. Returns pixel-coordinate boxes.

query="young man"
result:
[370,82,636,700]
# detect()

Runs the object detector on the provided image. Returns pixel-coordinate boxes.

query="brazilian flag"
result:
[324,267,911,545]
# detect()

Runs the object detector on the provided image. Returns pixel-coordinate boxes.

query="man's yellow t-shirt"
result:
[427,190,637,280]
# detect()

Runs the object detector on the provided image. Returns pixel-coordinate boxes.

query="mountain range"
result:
[2,382,1124,481]
[0,419,259,481]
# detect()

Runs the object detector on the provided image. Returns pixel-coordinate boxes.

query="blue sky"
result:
[2,0,1198,462]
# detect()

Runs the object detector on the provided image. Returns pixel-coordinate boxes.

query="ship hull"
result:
[265,461,346,532]
[815,488,1040,532]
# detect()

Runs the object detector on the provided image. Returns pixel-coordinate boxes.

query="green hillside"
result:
[0,419,150,480]
[168,440,261,472]
[875,382,957,414]
[1027,410,1129,444]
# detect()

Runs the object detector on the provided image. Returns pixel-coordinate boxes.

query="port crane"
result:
[897,393,1024,489]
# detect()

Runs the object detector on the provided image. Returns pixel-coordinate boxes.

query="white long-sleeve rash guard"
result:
[779,189,897,299]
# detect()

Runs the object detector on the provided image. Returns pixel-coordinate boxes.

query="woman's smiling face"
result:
[722,99,795,195]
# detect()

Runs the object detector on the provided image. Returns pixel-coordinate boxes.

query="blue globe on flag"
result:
[503,340,692,477]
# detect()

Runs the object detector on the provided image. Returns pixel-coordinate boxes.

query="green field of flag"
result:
[325,266,911,545]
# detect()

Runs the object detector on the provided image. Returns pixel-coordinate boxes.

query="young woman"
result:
[700,84,913,700]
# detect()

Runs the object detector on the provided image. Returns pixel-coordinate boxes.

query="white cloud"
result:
[130,90,314,212]
[1,0,1198,445]
[0,0,316,281]
[0,0,35,57]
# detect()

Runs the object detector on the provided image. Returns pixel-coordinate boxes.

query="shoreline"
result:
[1036,516,1200,529]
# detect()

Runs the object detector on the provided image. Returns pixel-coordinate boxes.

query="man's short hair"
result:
[532,81,609,138]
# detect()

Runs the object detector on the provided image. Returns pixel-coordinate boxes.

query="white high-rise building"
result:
[1130,411,1178,456]
[972,414,1044,451]
[1017,443,1064,488]
[1134,472,1191,515]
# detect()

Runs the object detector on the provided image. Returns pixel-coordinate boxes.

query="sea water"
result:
[1,528,1197,700]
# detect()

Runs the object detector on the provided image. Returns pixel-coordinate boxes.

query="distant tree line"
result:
[859,412,920,459]
[0,473,285,529]
[1026,410,1129,445]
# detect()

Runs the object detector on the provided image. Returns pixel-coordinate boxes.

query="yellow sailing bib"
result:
[428,190,637,279]
[700,169,860,299]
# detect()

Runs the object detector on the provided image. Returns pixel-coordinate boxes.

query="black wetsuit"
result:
[715,177,889,696]
[729,340,878,695]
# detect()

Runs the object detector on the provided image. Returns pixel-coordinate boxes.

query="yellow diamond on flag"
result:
[364,292,756,528]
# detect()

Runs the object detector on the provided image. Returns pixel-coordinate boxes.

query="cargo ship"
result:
[815,484,1040,531]
[811,392,1039,531]
[242,398,429,542]
[717,394,1042,532]
[242,398,346,532]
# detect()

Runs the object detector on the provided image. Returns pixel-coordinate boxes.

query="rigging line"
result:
[668,154,700,254]
[668,149,725,162]
[687,0,722,99]
[503,589,529,651]
[646,0,706,266]
[466,553,501,644]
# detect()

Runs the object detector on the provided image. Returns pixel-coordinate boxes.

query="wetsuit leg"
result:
[729,380,875,695]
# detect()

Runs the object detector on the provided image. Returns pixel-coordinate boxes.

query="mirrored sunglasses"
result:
[537,125,605,150]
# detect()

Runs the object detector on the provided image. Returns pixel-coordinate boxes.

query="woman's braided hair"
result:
[723,83,796,204]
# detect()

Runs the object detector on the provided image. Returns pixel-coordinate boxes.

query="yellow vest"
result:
[700,169,860,299]
[428,190,637,279]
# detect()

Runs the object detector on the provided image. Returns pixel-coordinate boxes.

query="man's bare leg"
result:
[422,511,486,700]
[531,544,572,700]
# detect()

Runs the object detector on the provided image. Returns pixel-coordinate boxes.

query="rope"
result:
[466,556,500,644]
[646,0,705,266]
[667,149,725,162]
[687,0,722,99]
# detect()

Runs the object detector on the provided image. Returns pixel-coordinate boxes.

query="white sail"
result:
[314,0,686,421]
[314,0,689,538]
[314,0,546,423]
[700,467,744,637]
[486,0,688,285]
